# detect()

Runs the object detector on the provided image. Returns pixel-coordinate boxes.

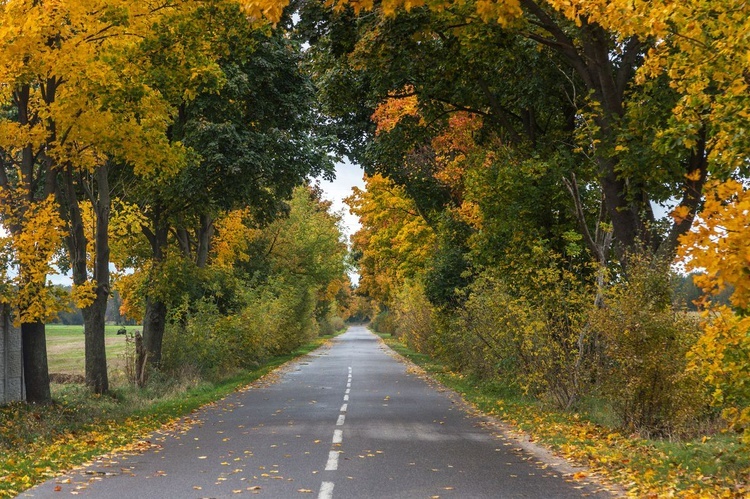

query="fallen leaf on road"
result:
[297,489,313,493]
[247,486,261,490]
[193,486,202,490]
[198,456,207,459]
[233,490,242,494]
[54,486,62,492]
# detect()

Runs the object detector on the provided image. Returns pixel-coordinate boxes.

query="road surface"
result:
[20,326,616,498]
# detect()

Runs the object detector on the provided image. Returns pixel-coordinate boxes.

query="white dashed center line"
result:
[325,450,340,470]
[319,365,352,498]
[318,481,334,499]
[332,429,343,444]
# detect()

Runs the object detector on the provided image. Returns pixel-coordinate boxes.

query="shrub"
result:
[393,281,435,353]
[434,261,592,409]
[370,309,397,336]
[591,255,706,436]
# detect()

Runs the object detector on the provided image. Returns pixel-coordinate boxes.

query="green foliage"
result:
[160,185,348,377]
[591,255,706,436]
[423,216,473,308]
[449,259,593,410]
[370,309,397,337]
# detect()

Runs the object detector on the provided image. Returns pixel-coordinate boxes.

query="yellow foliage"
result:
[1,196,67,324]
[371,87,420,135]
[346,174,436,305]
[114,270,146,323]
[211,208,260,269]
[71,280,98,310]
[680,179,750,442]
[680,180,750,310]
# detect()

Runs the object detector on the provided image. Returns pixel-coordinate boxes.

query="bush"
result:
[464,266,591,410]
[452,273,525,381]
[591,255,706,436]
[393,281,435,353]
[370,309,397,336]
[160,275,324,377]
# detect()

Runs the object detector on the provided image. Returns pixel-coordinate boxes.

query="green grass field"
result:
[46,324,141,377]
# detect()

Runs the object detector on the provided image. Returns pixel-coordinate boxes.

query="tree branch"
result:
[562,173,603,262]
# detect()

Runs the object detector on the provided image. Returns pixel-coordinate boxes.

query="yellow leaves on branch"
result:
[371,87,420,135]
[72,280,98,309]
[6,196,67,324]
[211,208,261,269]
[688,308,750,443]
[680,179,750,310]
[680,179,750,442]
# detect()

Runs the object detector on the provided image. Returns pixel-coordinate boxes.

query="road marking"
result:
[325,450,340,470]
[332,429,343,444]
[336,414,345,426]
[318,481,335,499]
[340,403,348,412]
[346,382,351,388]
[345,388,350,394]
[344,394,349,401]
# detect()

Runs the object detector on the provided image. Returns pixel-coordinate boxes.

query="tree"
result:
[295,0,750,267]
[114,4,334,368]
[346,173,435,307]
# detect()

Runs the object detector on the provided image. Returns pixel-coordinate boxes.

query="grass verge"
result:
[0,333,338,498]
[379,332,749,498]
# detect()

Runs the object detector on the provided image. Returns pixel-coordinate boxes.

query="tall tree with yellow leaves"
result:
[0,0,198,396]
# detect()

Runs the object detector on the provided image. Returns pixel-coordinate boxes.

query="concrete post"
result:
[1,303,25,403]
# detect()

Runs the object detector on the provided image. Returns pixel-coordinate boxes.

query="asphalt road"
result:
[20,326,616,498]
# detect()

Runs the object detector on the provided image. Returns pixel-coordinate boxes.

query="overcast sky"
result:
[316,159,365,243]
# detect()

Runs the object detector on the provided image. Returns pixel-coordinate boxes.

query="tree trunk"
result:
[141,216,169,370]
[21,321,52,404]
[58,164,111,393]
[82,299,108,393]
[195,213,215,268]
[81,165,111,394]
[142,297,167,369]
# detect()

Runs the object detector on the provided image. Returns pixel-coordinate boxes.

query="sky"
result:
[316,159,366,243]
